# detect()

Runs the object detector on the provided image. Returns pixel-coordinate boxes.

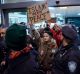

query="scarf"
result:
[9,47,31,60]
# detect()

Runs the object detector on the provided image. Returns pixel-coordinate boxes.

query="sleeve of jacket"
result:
[51,55,64,74]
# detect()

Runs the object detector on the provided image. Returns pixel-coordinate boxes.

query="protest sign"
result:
[27,2,51,24]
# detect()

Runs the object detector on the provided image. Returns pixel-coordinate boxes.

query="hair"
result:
[44,27,50,32]
[43,31,53,38]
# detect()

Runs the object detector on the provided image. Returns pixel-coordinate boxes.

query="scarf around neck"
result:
[9,47,32,60]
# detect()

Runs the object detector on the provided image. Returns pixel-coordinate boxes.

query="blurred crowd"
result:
[0,22,80,74]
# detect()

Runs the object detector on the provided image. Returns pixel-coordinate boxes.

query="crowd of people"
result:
[0,23,80,74]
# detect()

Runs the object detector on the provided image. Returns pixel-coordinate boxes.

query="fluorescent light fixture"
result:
[56,14,62,16]
[33,0,44,1]
[78,13,80,15]
[59,7,67,9]
[48,7,55,10]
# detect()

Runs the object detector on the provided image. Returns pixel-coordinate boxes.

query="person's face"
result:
[43,33,50,42]
[53,25,58,31]
[59,32,64,41]
[0,28,6,39]
[53,25,60,32]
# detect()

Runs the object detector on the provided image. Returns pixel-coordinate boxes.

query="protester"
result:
[0,28,7,74]
[4,24,39,74]
[50,24,62,47]
[52,25,80,74]
[31,28,40,50]
[38,31,57,74]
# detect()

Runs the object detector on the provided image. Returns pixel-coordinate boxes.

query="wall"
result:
[65,17,80,27]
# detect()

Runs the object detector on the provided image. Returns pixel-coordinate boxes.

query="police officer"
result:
[52,26,80,74]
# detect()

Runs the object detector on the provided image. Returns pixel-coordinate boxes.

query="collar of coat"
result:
[9,47,32,60]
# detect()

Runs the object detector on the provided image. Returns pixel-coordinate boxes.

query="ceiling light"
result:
[56,14,61,16]
[59,7,67,9]
[78,13,80,15]
[33,0,44,1]
[48,7,55,10]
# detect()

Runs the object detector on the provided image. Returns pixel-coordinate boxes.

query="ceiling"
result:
[47,0,80,18]
[1,0,80,17]
[2,0,80,6]
[49,6,80,18]
[47,0,80,7]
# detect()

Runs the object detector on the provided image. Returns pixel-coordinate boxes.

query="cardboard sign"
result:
[27,2,51,24]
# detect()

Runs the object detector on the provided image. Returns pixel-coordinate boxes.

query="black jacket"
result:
[4,53,39,74]
[52,43,80,74]
[0,39,6,63]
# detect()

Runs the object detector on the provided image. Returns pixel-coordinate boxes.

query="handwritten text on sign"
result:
[27,2,51,24]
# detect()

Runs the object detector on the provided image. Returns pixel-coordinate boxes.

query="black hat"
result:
[62,26,77,40]
[5,24,27,51]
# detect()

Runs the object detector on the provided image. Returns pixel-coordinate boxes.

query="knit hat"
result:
[5,24,27,51]
[62,26,77,40]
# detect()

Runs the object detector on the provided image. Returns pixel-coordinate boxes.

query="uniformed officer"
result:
[52,25,80,74]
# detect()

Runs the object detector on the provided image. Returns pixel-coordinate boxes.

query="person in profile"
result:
[0,27,7,74]
[4,24,39,74]
[52,26,80,74]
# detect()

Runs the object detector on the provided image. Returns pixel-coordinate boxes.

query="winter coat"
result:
[31,30,40,50]
[4,52,39,74]
[0,39,6,63]
[52,43,80,74]
[39,38,57,70]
